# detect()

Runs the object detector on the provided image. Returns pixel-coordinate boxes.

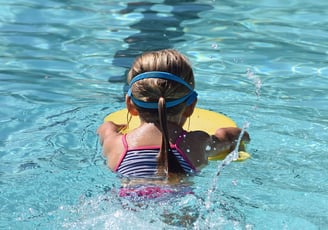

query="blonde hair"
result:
[127,49,195,178]
[127,49,195,123]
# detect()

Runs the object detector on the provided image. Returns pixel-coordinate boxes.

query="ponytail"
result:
[156,97,186,178]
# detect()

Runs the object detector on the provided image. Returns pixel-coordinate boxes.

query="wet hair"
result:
[127,49,195,178]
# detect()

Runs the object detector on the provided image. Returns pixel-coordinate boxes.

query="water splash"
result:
[246,68,262,98]
[197,67,261,228]
[217,121,250,176]
[199,121,250,227]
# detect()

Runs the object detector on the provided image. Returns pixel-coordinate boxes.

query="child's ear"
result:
[183,99,197,117]
[126,95,139,116]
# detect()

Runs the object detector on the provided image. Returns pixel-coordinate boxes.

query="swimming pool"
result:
[1,0,327,229]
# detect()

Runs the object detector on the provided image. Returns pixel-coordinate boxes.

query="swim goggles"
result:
[127,71,197,109]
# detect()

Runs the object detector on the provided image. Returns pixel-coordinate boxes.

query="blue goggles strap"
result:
[127,71,197,109]
[129,71,194,91]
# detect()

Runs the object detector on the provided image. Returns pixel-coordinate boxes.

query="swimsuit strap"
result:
[174,130,187,146]
[122,134,129,150]
[127,71,197,109]
[173,130,197,171]
[114,134,129,172]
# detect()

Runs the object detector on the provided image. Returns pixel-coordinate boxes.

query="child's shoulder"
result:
[186,130,210,138]
[183,130,211,145]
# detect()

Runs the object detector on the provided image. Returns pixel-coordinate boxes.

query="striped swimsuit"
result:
[114,132,196,177]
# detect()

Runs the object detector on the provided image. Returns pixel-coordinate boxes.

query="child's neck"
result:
[127,121,184,146]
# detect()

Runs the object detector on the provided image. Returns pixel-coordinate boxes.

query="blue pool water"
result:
[1,0,327,229]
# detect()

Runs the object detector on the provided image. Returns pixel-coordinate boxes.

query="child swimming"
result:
[98,49,250,184]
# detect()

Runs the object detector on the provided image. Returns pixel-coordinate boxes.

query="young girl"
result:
[98,49,250,186]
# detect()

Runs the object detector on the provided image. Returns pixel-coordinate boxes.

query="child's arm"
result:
[97,121,127,170]
[182,128,250,169]
[97,121,126,145]
[206,127,250,157]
